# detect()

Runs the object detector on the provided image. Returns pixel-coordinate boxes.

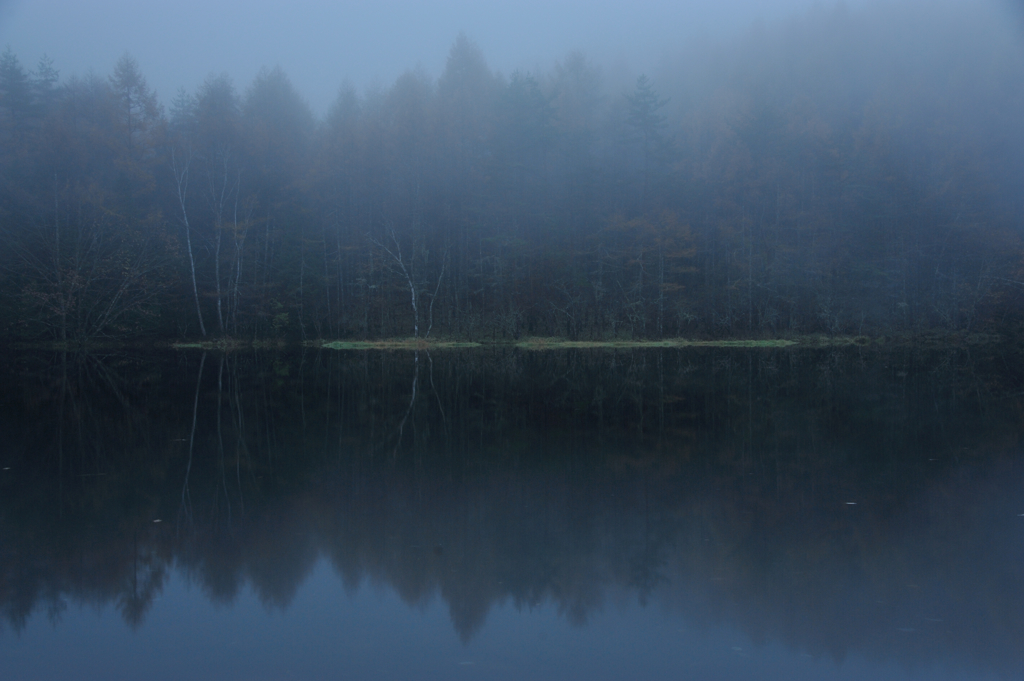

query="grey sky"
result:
[0,0,1016,115]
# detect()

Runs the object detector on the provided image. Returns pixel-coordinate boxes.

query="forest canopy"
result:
[1,3,1022,343]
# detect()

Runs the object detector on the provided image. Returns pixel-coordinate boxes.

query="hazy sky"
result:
[0,0,1015,115]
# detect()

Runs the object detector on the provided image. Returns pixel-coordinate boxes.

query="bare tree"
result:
[171,144,207,336]
[372,226,420,337]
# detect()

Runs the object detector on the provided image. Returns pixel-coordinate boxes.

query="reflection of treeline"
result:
[1,348,1023,674]
[2,4,1024,342]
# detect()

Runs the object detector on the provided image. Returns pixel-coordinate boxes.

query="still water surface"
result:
[1,347,1021,680]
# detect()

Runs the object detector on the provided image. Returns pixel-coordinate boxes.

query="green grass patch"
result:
[513,337,798,349]
[6,331,1009,353]
[317,339,482,350]
[317,336,798,350]
[683,339,799,348]
[158,332,1010,352]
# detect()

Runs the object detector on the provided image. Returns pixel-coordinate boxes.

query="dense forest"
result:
[2,3,1023,343]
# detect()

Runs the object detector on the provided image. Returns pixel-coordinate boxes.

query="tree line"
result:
[2,4,1023,342]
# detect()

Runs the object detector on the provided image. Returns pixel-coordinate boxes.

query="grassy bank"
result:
[510,337,797,349]
[318,339,483,350]
[312,333,1005,351]
[313,337,798,350]
[5,332,1005,352]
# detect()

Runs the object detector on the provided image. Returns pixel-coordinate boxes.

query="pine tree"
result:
[625,75,670,208]
[0,48,33,138]
[110,53,160,151]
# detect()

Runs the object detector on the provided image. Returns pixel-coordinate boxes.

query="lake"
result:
[1,347,1022,680]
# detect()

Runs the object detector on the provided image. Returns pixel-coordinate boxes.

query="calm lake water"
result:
[1,347,1022,680]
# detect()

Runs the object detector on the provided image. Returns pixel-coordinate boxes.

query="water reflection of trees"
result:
[0,348,1022,673]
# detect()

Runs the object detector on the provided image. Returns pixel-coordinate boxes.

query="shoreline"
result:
[2,332,1007,352]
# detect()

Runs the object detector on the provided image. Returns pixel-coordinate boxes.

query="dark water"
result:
[1,347,1023,680]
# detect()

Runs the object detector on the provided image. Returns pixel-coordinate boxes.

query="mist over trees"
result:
[1,3,1023,342]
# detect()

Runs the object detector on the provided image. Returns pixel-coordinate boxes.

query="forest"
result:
[1,3,1023,344]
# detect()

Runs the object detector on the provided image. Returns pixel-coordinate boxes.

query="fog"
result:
[3,6,1024,675]
[0,0,966,115]
[1,0,1023,343]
